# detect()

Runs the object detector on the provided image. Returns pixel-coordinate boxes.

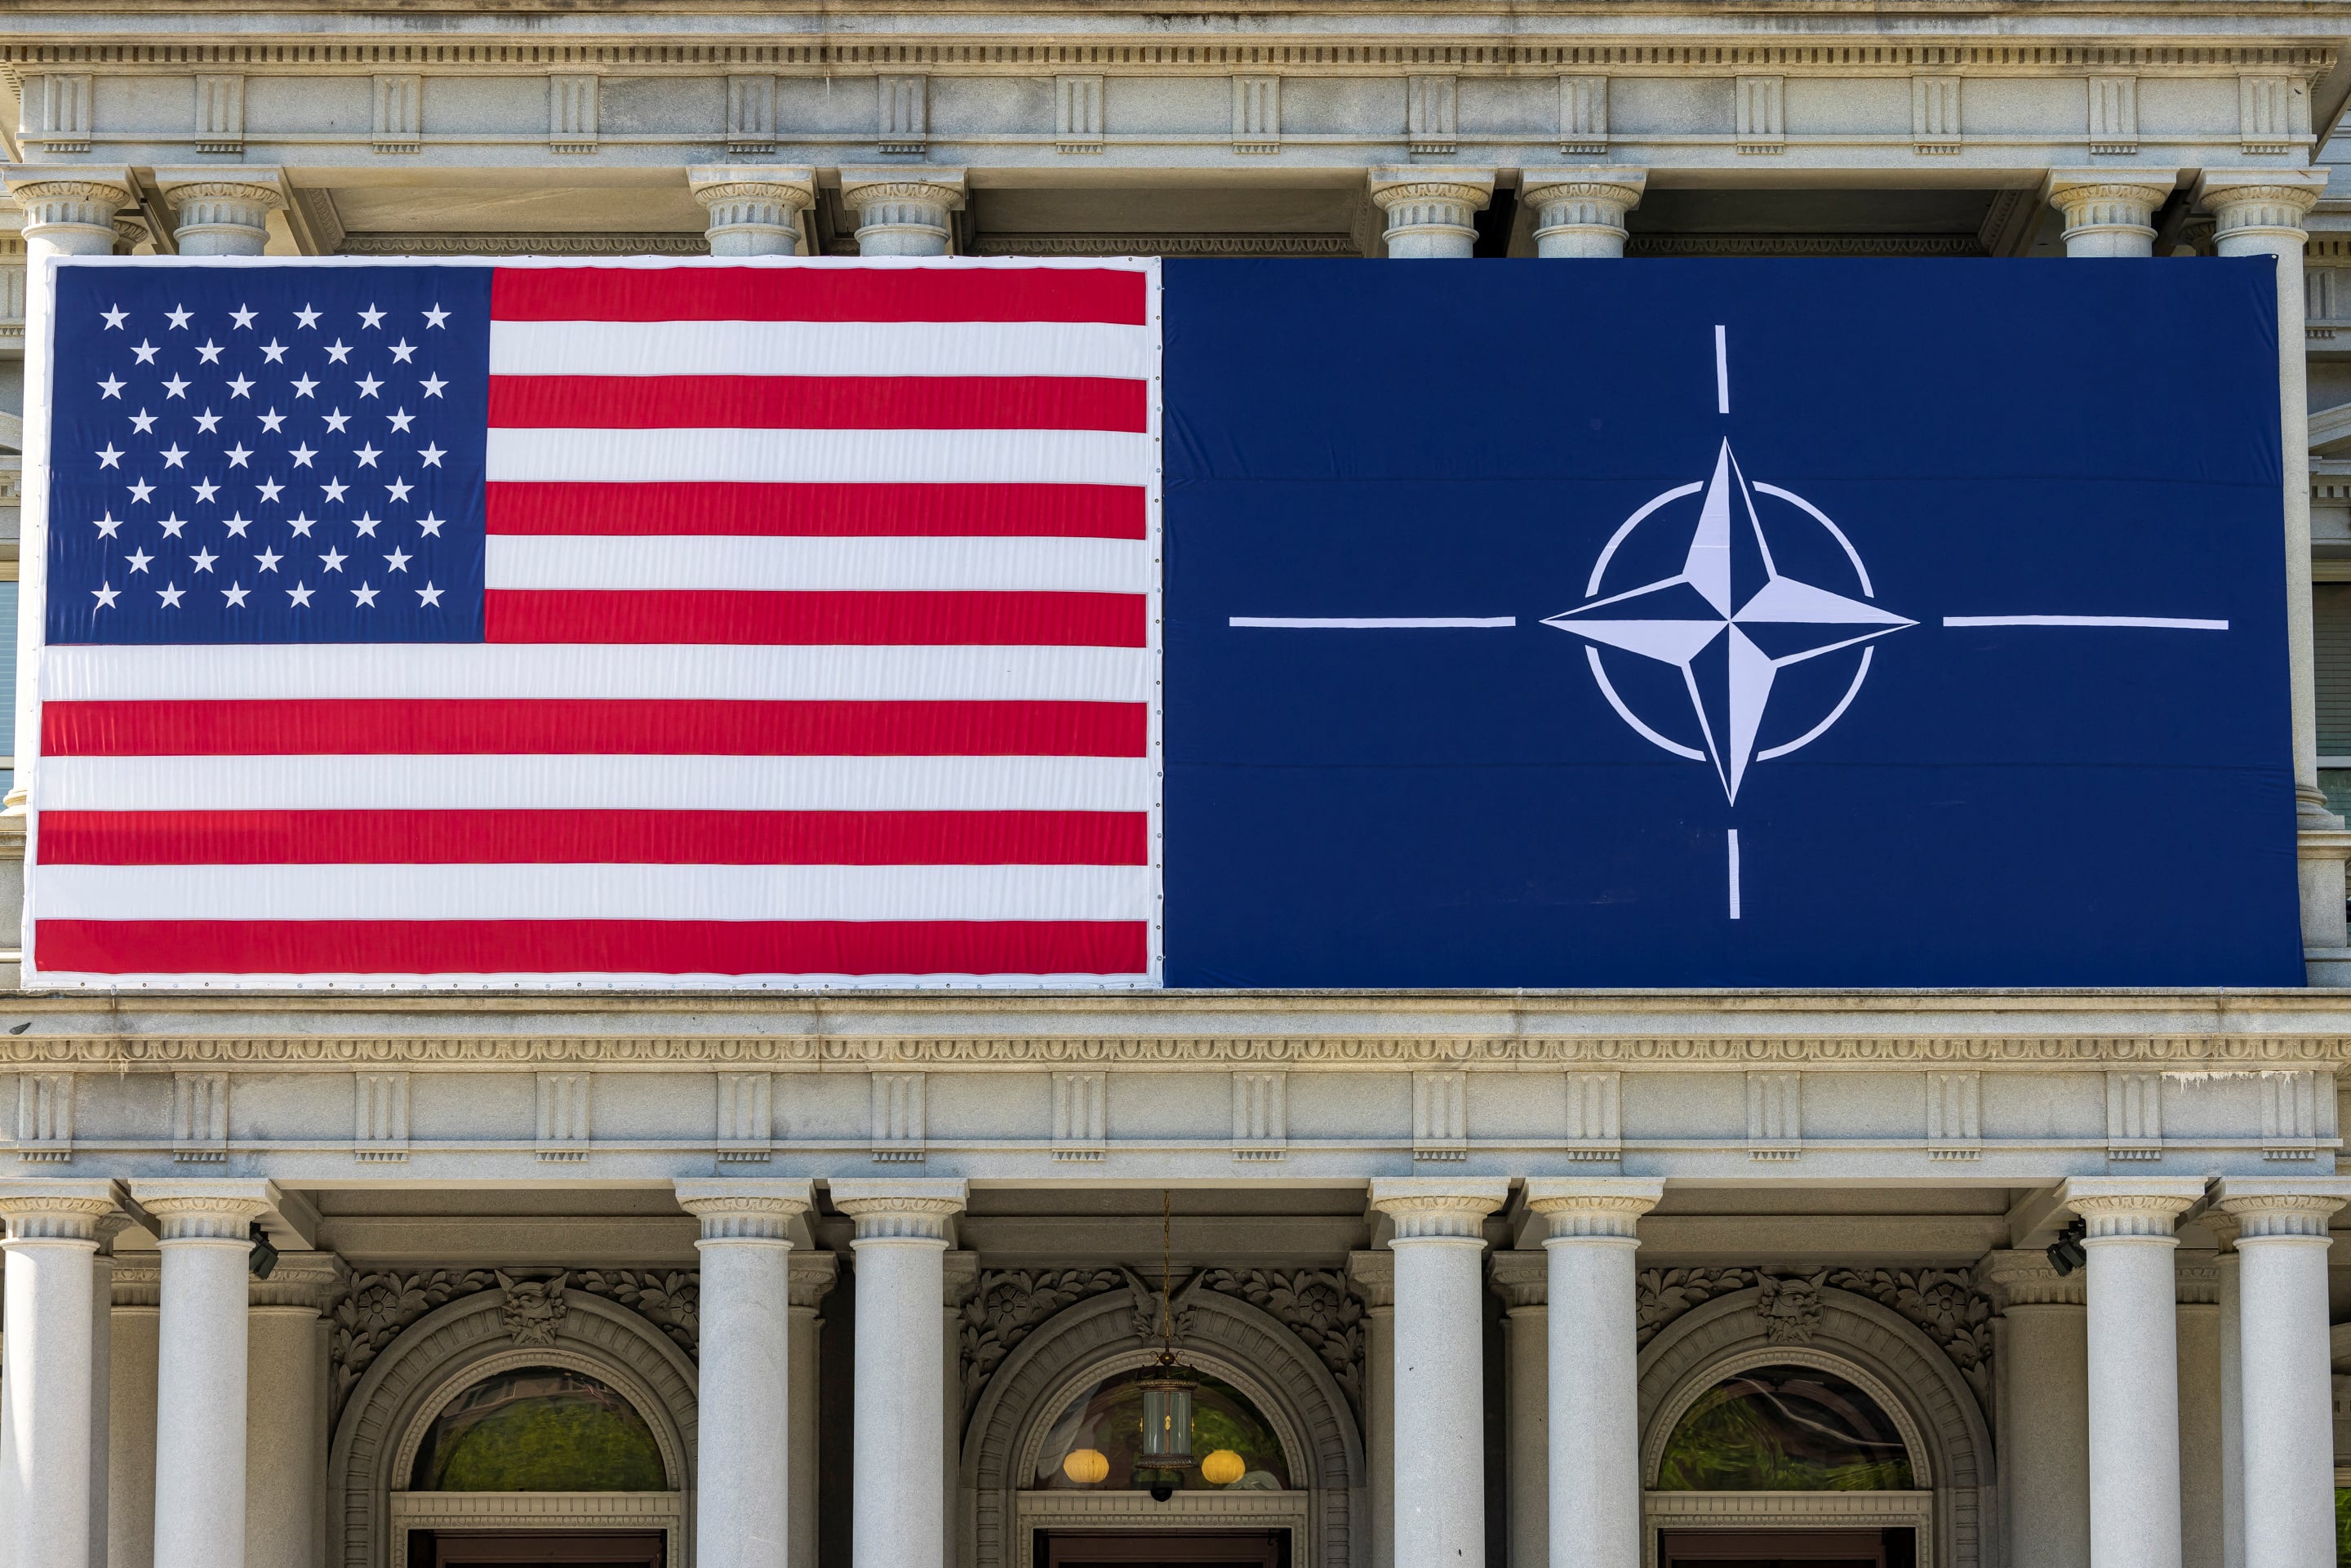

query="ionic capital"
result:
[1487,1249,1548,1308]
[1521,168,1647,258]
[2195,169,2327,246]
[1346,1249,1395,1309]
[1369,1177,1508,1242]
[2042,169,2180,255]
[4,167,136,255]
[677,1177,815,1243]
[1526,1176,1664,1242]
[789,1249,840,1309]
[2058,1176,2203,1240]
[2215,1177,2351,1242]
[0,1179,122,1245]
[129,1177,279,1242]
[688,166,816,258]
[832,1177,967,1243]
[1974,1247,2085,1309]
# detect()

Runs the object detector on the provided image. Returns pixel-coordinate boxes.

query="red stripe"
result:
[36,810,1147,866]
[35,917,1149,976]
[487,375,1146,433]
[486,482,1145,540]
[490,267,1148,326]
[44,700,1145,758]
[484,590,1145,647]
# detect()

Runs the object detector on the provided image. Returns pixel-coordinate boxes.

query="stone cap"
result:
[2195,167,2328,214]
[1367,167,1495,207]
[151,166,289,208]
[1519,167,1648,201]
[2041,167,2184,207]
[3,165,135,199]
[837,168,967,207]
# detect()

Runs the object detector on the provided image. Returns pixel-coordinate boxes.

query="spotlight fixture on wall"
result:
[247,1224,280,1281]
[1140,1189,1197,1503]
[2045,1217,2087,1277]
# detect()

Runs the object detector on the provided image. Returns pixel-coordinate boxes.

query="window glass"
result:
[2336,1486,2350,1565]
[1655,1363,1914,1491]
[408,1366,664,1492]
[1030,1366,1290,1492]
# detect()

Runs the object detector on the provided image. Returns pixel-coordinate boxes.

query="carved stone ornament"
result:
[1755,1276,1823,1344]
[497,1270,568,1347]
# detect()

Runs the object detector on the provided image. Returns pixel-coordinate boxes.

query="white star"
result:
[189,548,217,573]
[91,581,118,610]
[389,339,416,363]
[322,409,351,434]
[127,480,154,504]
[352,582,380,607]
[191,479,219,503]
[222,582,250,607]
[260,339,288,364]
[255,548,282,573]
[92,511,122,539]
[158,513,188,539]
[223,513,251,538]
[258,409,287,433]
[416,580,444,606]
[125,548,153,574]
[194,339,223,364]
[386,408,416,433]
[287,513,316,537]
[354,443,381,469]
[322,478,349,502]
[383,546,411,572]
[1543,440,1916,803]
[291,374,318,398]
[318,547,347,574]
[359,304,385,330]
[193,408,221,433]
[419,373,447,398]
[165,305,191,331]
[96,443,122,469]
[100,306,127,331]
[229,305,256,330]
[162,375,189,399]
[159,445,188,469]
[385,478,414,503]
[224,444,252,468]
[226,375,255,398]
[127,410,156,434]
[289,444,318,469]
[293,304,320,330]
[287,581,314,607]
[422,304,449,329]
[157,582,184,608]
[416,511,444,537]
[98,375,124,399]
[355,373,384,398]
[131,340,158,364]
[417,442,446,469]
[352,512,381,537]
[324,340,353,365]
[256,478,284,503]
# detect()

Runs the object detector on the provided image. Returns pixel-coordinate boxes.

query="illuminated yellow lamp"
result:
[1200,1450,1247,1486]
[1062,1449,1111,1486]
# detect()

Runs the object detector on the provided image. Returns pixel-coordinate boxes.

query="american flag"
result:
[28,258,1159,988]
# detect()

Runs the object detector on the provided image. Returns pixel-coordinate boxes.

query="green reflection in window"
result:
[409,1366,665,1492]
[1655,1363,1914,1492]
[1032,1366,1290,1492]
[2335,1486,2350,1564]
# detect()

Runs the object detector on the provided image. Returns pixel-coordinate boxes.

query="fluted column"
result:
[1367,170,1495,259]
[1521,171,1647,259]
[0,1183,118,1568]
[247,1251,344,1568]
[690,167,817,258]
[128,1180,273,1568]
[2042,171,2180,258]
[2214,1179,2351,1568]
[788,1252,838,1568]
[677,1179,815,1568]
[838,172,966,257]
[1976,1250,2091,1568]
[2,170,136,260]
[831,1179,968,1568]
[1345,1251,1396,1568]
[1367,1179,1508,1568]
[153,170,286,257]
[1526,1179,1662,1568]
[1487,1251,1547,1568]
[2060,1178,2202,1568]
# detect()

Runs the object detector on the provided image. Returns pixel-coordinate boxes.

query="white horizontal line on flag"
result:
[1939,615,2229,631]
[35,864,1153,924]
[40,755,1154,813]
[485,535,1152,595]
[1227,616,1518,629]
[488,319,1152,381]
[42,645,1153,704]
[485,428,1152,487]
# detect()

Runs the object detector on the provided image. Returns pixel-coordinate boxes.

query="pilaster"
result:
[1366,168,1494,260]
[1487,1250,1548,1568]
[1520,169,1647,258]
[789,1250,838,1568]
[2042,170,2180,258]
[688,166,817,259]
[152,168,287,258]
[1346,1250,1395,1568]
[838,171,966,258]
[246,1250,344,1568]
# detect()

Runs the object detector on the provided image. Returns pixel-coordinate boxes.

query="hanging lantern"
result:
[1062,1448,1110,1486]
[1200,1450,1247,1487]
[1138,1377,1198,1469]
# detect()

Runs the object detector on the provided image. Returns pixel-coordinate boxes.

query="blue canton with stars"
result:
[47,263,490,644]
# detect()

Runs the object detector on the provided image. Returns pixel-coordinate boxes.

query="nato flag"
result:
[1160,258,2301,987]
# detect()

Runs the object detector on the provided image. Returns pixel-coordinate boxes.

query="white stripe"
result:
[34,864,1151,923]
[490,319,1150,381]
[41,645,1151,704]
[1227,617,1515,629]
[40,755,1153,813]
[1940,615,2229,631]
[485,428,1150,486]
[487,535,1150,594]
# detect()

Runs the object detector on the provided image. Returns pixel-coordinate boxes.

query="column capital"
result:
[688,165,816,258]
[838,168,966,257]
[1487,1249,1547,1308]
[1367,167,1496,209]
[2057,1175,2203,1238]
[944,1247,980,1306]
[2041,168,2181,255]
[2194,168,2326,241]
[0,1178,122,1243]
[677,1177,814,1242]
[1974,1246,2085,1308]
[831,1176,967,1242]
[1525,1177,1664,1241]
[1521,167,1647,259]
[2214,1176,2351,1240]
[789,1248,840,1309]
[127,1177,279,1241]
[249,1249,349,1312]
[1346,1247,1394,1308]
[1367,167,1494,259]
[4,167,136,255]
[153,167,287,257]
[1369,1177,1508,1240]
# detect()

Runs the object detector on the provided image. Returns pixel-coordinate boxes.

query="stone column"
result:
[2060,1178,2203,1568]
[2214,1179,2351,1568]
[943,1251,977,1568]
[690,167,817,258]
[2175,1248,2224,1568]
[838,173,966,258]
[1520,171,1647,259]
[4,169,135,260]
[151,171,285,258]
[108,1259,159,1568]
[2193,171,2349,974]
[247,1253,343,1568]
[1976,1250,2091,1568]
[1487,1250,1547,1568]
[2042,171,2180,258]
[129,1181,273,1568]
[1345,1251,1396,1568]
[1367,1179,1508,1568]
[677,1179,815,1568]
[1525,1179,1663,1568]
[2211,1215,2246,1568]
[789,1252,839,1568]
[0,1183,117,1568]
[1366,170,1495,260]
[831,1180,968,1568]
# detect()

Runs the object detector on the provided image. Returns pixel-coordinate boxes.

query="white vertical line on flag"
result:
[1727,828,1742,920]
[1145,257,1167,985]
[1714,325,1731,415]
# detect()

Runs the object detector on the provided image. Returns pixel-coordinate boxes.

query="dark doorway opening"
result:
[1035,1528,1291,1567]
[1660,1527,1917,1568]
[408,1530,666,1567]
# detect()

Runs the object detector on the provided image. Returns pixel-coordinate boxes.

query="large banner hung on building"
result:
[17,255,2296,988]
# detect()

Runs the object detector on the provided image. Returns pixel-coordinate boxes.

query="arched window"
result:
[1031,1366,1291,1493]
[409,1366,667,1493]
[1655,1362,1915,1491]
